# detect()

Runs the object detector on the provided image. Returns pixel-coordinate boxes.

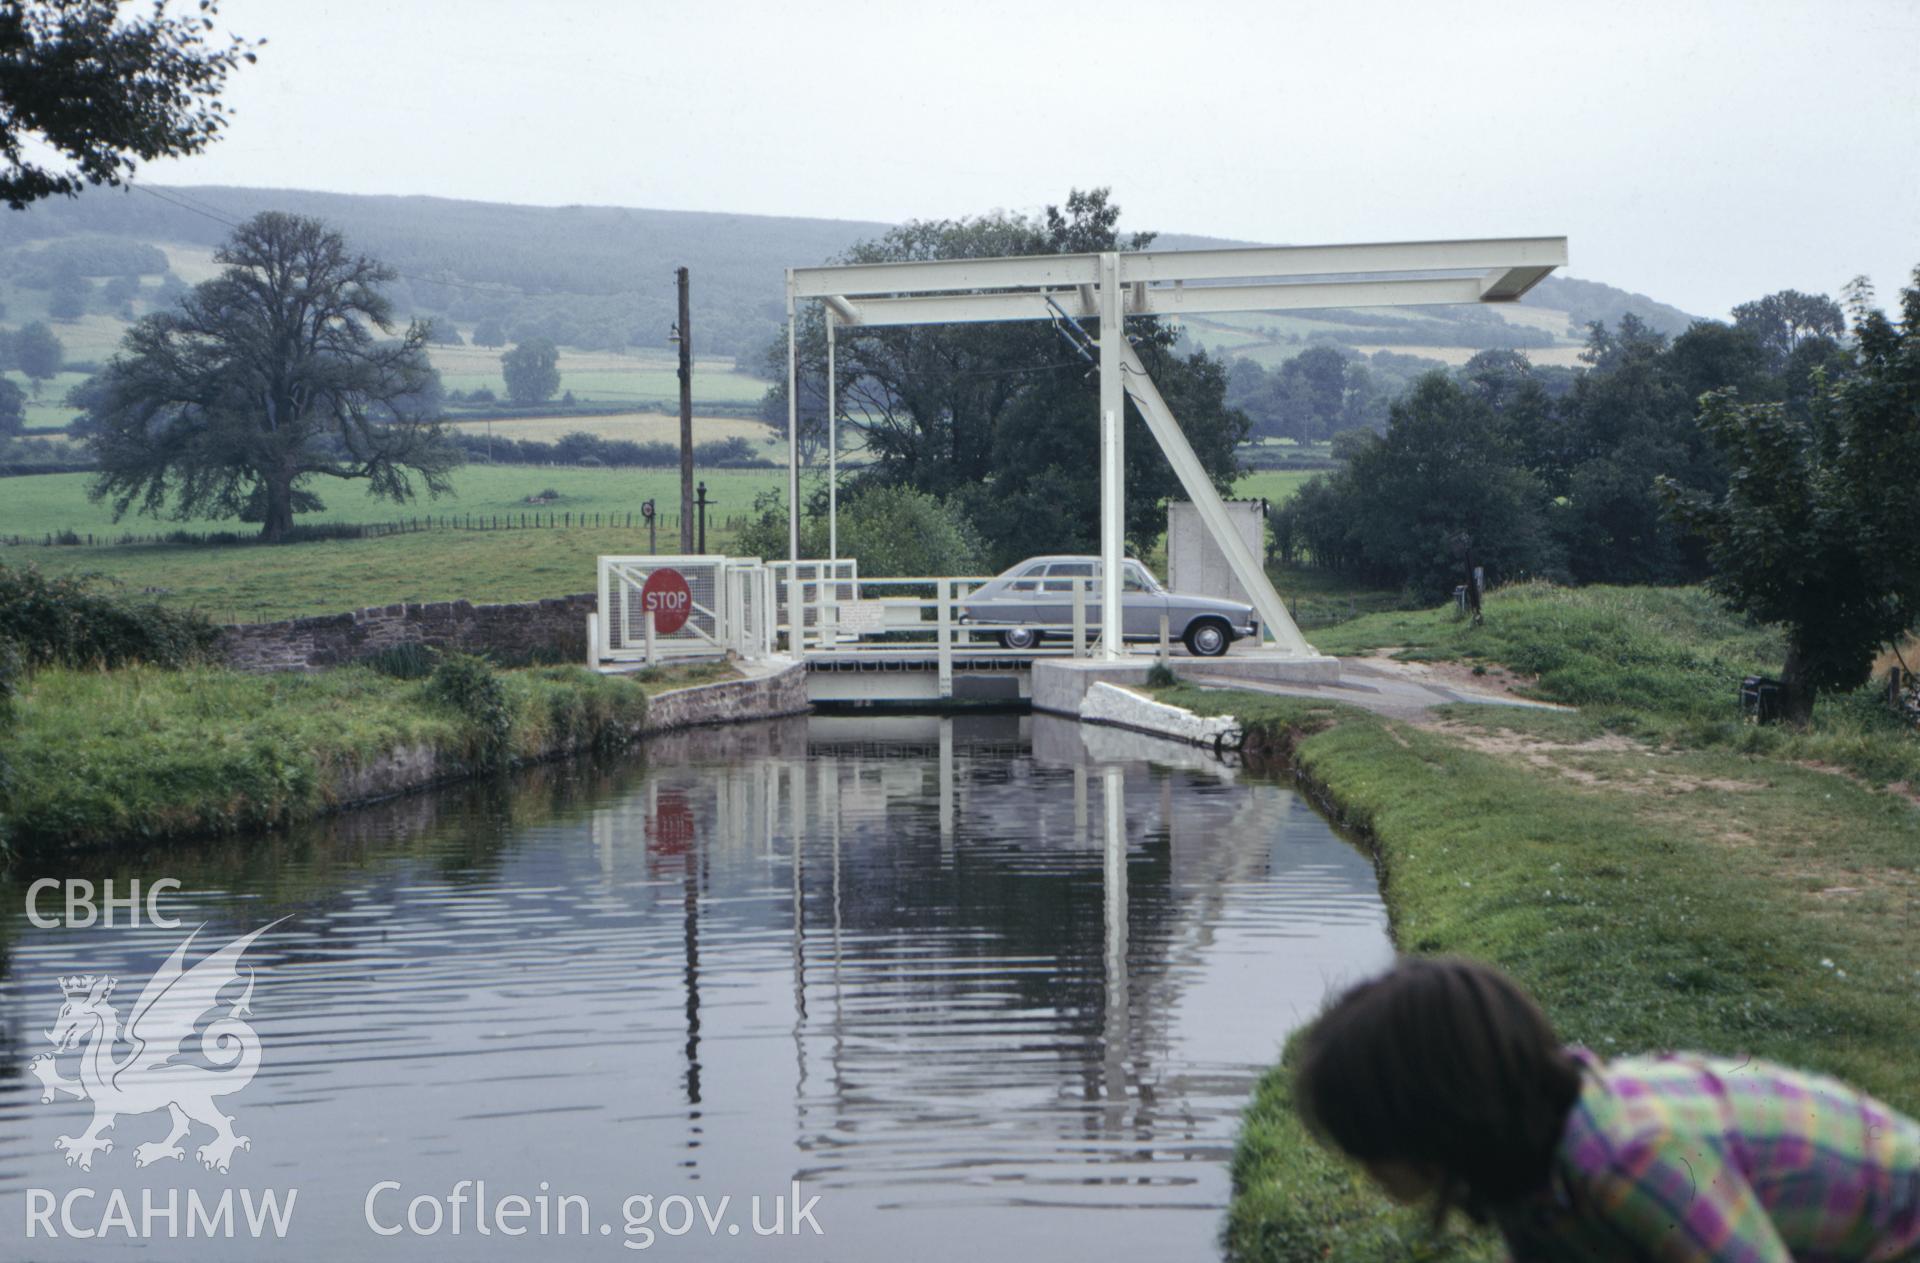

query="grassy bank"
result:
[0,660,713,853]
[1180,585,1920,1262]
[1312,582,1920,786]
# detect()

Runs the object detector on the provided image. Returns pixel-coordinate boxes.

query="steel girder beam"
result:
[825,274,1520,328]
[790,236,1568,327]
[1098,251,1124,660]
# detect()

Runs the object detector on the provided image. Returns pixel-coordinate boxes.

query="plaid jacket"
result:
[1495,1048,1920,1261]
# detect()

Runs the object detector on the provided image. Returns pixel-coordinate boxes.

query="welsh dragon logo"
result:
[28,921,282,1173]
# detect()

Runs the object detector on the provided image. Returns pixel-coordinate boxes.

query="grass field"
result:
[448,411,775,447]
[427,342,766,405]
[5,462,1307,536]
[1,528,690,623]
[1186,304,1588,371]
[1344,342,1592,368]
[0,461,1321,620]
[0,466,787,536]
[1232,469,1318,505]
[1199,585,1920,1261]
[0,466,790,620]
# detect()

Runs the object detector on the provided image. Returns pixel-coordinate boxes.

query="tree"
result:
[1662,272,1920,723]
[80,212,457,541]
[470,318,506,348]
[766,188,1248,565]
[1328,427,1379,462]
[737,484,985,578]
[0,1,260,208]
[47,263,87,319]
[1321,374,1561,601]
[1276,345,1350,442]
[423,318,463,346]
[0,375,23,435]
[153,271,187,309]
[501,337,559,405]
[101,272,138,312]
[1731,289,1846,371]
[14,320,61,393]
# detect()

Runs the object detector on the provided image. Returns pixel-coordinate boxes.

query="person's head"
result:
[1292,956,1582,1222]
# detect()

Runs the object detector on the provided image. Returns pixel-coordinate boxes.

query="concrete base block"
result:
[1080,681,1241,746]
[1030,652,1341,716]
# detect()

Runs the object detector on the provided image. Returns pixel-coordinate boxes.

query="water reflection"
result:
[0,713,1390,1260]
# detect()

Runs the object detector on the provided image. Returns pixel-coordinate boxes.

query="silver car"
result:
[957,555,1258,657]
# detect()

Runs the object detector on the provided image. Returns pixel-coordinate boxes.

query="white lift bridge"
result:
[591,236,1566,701]
[783,235,1566,662]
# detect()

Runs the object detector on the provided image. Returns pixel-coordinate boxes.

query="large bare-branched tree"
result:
[82,211,458,540]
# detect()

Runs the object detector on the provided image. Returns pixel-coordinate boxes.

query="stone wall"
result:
[216,594,597,673]
[641,659,811,735]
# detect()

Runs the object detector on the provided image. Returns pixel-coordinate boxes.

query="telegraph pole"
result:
[676,266,694,552]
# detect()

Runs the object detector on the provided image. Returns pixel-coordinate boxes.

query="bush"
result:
[735,484,986,576]
[359,642,440,679]
[1328,427,1379,462]
[0,563,217,670]
[522,665,646,754]
[0,636,19,844]
[425,653,512,766]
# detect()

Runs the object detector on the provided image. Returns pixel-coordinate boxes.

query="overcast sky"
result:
[153,0,1917,320]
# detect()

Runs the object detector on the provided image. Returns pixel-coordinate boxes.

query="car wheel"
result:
[1183,618,1231,658]
[999,627,1042,651]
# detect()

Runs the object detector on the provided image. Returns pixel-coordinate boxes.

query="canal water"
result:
[0,713,1391,1260]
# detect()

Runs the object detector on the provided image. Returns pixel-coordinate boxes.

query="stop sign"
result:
[648,789,694,856]
[639,567,692,635]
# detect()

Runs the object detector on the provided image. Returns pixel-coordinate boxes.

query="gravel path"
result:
[1187,657,1574,721]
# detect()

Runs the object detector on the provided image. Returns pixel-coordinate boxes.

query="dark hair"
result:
[1292,956,1582,1221]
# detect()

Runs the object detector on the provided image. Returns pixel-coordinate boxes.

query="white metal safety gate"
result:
[594,555,777,664]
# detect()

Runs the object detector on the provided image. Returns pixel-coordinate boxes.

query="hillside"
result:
[0,185,1698,375]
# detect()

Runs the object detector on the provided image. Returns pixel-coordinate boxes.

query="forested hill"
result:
[0,184,1695,364]
[0,185,893,361]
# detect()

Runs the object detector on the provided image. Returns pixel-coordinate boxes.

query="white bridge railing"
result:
[594,556,1157,693]
[779,571,1151,697]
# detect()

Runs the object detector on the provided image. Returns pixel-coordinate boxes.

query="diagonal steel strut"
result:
[1116,340,1312,655]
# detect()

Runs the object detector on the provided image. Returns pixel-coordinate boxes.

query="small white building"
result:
[1167,498,1267,606]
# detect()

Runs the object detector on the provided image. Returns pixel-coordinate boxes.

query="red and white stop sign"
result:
[648,789,694,856]
[640,567,692,635]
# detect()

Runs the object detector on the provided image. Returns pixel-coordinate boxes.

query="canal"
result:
[0,712,1391,1260]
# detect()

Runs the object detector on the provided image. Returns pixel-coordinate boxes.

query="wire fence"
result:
[2,511,758,550]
